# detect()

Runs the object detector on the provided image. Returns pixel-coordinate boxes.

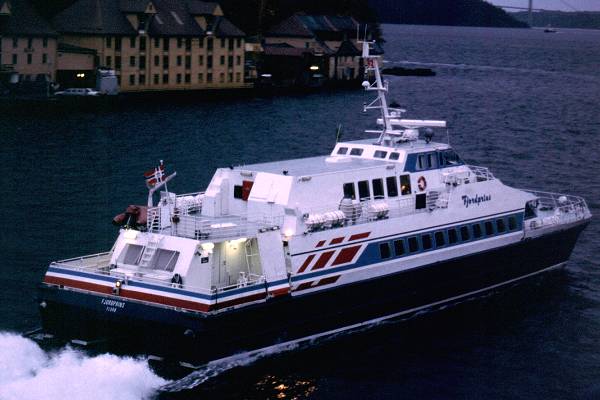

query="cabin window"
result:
[408,237,419,253]
[400,175,411,195]
[358,180,370,201]
[394,239,405,256]
[343,182,356,199]
[497,219,506,233]
[417,155,425,170]
[422,234,433,250]
[374,150,387,159]
[233,185,243,199]
[379,242,391,259]
[415,193,427,210]
[389,152,400,161]
[121,244,144,265]
[372,179,384,199]
[151,249,180,271]
[485,221,494,236]
[472,223,482,238]
[427,153,438,169]
[386,177,398,197]
[508,216,517,231]
[448,228,458,244]
[337,147,348,155]
[350,148,363,156]
[440,150,461,166]
[434,231,445,247]
[460,226,470,241]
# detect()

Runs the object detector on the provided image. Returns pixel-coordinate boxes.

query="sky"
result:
[487,0,600,11]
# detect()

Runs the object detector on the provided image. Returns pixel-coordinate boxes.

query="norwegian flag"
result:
[144,160,165,188]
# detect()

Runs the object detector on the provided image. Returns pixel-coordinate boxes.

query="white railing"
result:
[442,165,495,186]
[522,189,590,230]
[50,252,113,271]
[467,165,495,182]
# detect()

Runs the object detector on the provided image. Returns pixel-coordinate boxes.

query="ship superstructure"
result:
[39,39,591,363]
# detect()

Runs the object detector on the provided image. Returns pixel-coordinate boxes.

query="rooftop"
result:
[0,0,57,36]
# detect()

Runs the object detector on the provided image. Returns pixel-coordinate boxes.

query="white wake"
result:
[0,332,168,400]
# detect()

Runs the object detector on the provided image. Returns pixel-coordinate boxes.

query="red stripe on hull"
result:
[44,276,113,295]
[213,292,267,310]
[269,287,291,297]
[330,237,345,245]
[349,232,370,241]
[316,275,340,286]
[297,254,316,273]
[311,251,335,270]
[315,240,326,248]
[331,245,361,266]
[295,281,314,291]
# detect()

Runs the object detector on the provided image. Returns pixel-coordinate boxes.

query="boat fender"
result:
[171,273,183,286]
[418,176,427,191]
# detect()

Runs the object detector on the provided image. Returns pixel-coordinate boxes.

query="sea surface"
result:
[1,24,600,399]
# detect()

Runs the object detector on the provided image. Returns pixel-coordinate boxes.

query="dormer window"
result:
[337,147,348,155]
[350,148,363,156]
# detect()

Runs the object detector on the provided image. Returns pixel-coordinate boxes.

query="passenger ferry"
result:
[38,40,591,363]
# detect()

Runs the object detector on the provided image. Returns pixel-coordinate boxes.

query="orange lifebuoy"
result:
[418,176,427,191]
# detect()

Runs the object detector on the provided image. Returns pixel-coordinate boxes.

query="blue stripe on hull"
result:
[39,222,588,364]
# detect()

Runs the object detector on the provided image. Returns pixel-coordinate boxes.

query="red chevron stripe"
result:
[311,250,335,270]
[349,232,370,241]
[295,281,315,291]
[330,236,345,245]
[315,240,326,248]
[297,254,315,273]
[316,275,340,286]
[331,245,361,266]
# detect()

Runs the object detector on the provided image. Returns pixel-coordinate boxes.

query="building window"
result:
[139,74,146,84]
[386,177,398,197]
[176,55,182,66]
[221,38,225,48]
[394,239,405,256]
[115,56,121,69]
[129,74,135,85]
[106,56,112,67]
[198,72,203,82]
[207,37,213,51]
[177,38,182,48]
[12,54,17,64]
[434,231,445,247]
[220,55,225,65]
[236,38,241,48]
[42,53,48,64]
[140,37,146,51]
[228,55,233,67]
[185,38,191,51]
[27,37,33,48]
[198,37,204,48]
[236,55,241,65]
[185,73,190,83]
[176,73,182,83]
[343,183,355,199]
[163,55,169,68]
[379,243,391,259]
[185,55,191,69]
[130,56,136,67]
[228,72,233,82]
[154,55,159,66]
[228,39,234,50]
[12,37,18,48]
[198,55,203,65]
[140,56,146,69]
[163,38,169,51]
[236,72,241,82]
[130,36,136,48]
[154,74,159,84]
[162,73,168,83]
[400,175,411,195]
[27,54,32,64]
[115,37,121,51]
[358,180,370,201]
[43,37,48,48]
[154,37,160,48]
[207,72,212,82]
[408,237,419,253]
[372,178,384,199]
[219,72,224,83]
[207,55,212,68]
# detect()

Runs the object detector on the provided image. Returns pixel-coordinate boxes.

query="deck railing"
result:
[522,189,590,230]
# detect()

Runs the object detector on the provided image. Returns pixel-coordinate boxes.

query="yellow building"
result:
[52,0,248,92]
[0,0,57,81]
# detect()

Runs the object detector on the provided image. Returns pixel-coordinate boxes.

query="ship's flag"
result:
[144,160,165,188]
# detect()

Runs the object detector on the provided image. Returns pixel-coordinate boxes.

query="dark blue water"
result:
[1,24,600,399]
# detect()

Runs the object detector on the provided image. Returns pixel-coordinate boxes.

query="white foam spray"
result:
[0,332,168,400]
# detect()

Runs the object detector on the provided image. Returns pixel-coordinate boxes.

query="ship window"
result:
[121,244,144,265]
[358,180,370,201]
[372,178,384,199]
[350,148,363,156]
[460,226,470,241]
[497,219,506,233]
[441,150,461,166]
[472,223,482,238]
[386,177,398,197]
[400,175,411,195]
[421,234,432,250]
[417,155,425,170]
[415,193,427,210]
[343,182,356,199]
[394,239,405,256]
[389,152,400,161]
[508,216,517,231]
[408,237,419,253]
[379,242,391,259]
[150,249,179,272]
[448,228,458,244]
[233,185,243,199]
[337,147,348,155]
[374,150,387,159]
[485,221,494,236]
[434,231,445,247]
[427,153,438,169]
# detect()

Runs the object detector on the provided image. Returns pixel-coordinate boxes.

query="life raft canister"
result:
[418,176,427,191]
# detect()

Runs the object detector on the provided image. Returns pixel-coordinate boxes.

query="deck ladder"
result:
[138,234,162,268]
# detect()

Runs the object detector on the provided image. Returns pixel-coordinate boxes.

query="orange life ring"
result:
[418,176,427,191]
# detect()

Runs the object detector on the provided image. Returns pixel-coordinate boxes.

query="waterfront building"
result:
[0,0,57,81]
[264,14,363,82]
[52,0,247,92]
